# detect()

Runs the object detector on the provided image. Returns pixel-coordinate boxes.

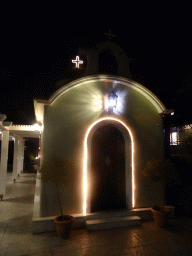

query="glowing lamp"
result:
[108,90,118,112]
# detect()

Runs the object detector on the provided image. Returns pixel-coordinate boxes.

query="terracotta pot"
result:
[151,207,170,228]
[54,215,75,239]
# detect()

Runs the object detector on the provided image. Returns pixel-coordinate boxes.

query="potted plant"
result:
[53,187,75,239]
[143,157,178,227]
[41,156,75,239]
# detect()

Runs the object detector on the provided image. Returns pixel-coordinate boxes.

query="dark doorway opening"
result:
[90,124,126,212]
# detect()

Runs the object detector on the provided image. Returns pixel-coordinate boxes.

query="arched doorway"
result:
[85,118,133,214]
[90,124,126,212]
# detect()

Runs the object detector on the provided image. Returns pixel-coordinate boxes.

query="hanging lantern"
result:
[108,90,118,109]
[104,90,118,113]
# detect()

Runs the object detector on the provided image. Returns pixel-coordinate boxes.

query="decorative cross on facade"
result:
[104,30,116,39]
[72,56,83,68]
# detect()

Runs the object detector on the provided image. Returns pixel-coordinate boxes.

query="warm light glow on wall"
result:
[48,76,166,114]
[83,117,135,215]
[90,94,103,112]
[103,93,109,112]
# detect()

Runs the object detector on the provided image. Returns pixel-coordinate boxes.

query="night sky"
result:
[0,9,191,126]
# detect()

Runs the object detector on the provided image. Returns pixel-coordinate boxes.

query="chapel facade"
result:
[33,40,167,223]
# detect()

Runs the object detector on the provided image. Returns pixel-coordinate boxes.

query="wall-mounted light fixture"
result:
[104,90,118,113]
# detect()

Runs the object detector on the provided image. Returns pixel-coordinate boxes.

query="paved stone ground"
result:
[1,173,192,255]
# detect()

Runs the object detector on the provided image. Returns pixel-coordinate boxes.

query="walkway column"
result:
[12,136,19,182]
[17,138,24,176]
[0,130,9,199]
[20,139,25,173]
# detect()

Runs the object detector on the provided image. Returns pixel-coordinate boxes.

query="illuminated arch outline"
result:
[83,117,134,215]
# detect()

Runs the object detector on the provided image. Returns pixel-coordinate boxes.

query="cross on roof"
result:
[72,56,83,68]
[104,30,116,39]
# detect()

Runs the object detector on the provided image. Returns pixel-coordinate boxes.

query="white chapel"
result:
[1,40,172,232]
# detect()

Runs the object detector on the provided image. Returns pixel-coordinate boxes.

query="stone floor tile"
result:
[1,234,22,247]
[0,228,6,243]
[28,229,51,250]
[131,227,161,237]
[48,231,75,248]
[50,236,73,247]
[5,244,30,256]
[89,244,111,256]
[0,246,7,256]
[129,245,157,256]
[30,252,53,256]
[0,226,7,232]
[29,246,53,256]
[100,228,135,242]
[2,173,192,256]
[30,240,52,250]
[150,241,192,256]
[105,243,131,255]
[118,228,138,237]
[5,225,32,234]
[118,235,143,249]
[52,247,94,256]
[51,242,82,254]
[134,233,164,245]
[72,237,94,249]
[90,236,116,246]
[0,222,8,228]
[70,229,90,239]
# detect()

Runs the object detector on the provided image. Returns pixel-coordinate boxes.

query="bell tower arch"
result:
[78,41,132,79]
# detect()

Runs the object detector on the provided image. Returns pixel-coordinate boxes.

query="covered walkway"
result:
[0,115,41,200]
[1,173,192,255]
